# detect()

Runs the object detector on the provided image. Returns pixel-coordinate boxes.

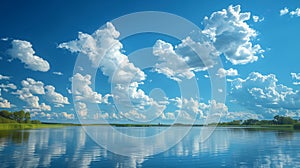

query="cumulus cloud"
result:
[61,112,75,119]
[21,78,45,94]
[203,5,264,65]
[153,40,195,81]
[58,22,140,80]
[93,112,109,120]
[13,88,51,111]
[281,7,300,17]
[59,7,264,121]
[7,40,50,72]
[280,7,289,16]
[120,110,147,120]
[0,74,10,80]
[44,85,70,107]
[0,98,11,108]
[152,5,263,82]
[13,78,69,111]
[0,89,11,108]
[75,102,88,118]
[72,73,104,103]
[168,97,259,122]
[61,23,166,121]
[167,97,228,123]
[113,82,167,121]
[153,37,218,81]
[217,68,238,78]
[31,111,74,120]
[224,111,262,121]
[290,8,300,17]
[163,112,176,120]
[0,83,17,92]
[230,72,300,117]
[173,97,204,118]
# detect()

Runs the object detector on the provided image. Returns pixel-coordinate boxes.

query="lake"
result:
[0,126,300,168]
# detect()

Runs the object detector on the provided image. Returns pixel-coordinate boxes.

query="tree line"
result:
[0,110,41,124]
[219,115,298,126]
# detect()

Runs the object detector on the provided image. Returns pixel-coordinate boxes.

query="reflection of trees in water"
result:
[0,130,30,144]
[275,131,294,140]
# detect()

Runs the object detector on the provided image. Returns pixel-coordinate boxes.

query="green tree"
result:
[243,119,259,125]
[25,112,31,123]
[0,110,12,119]
[273,115,295,125]
[13,111,18,121]
[13,110,25,123]
[282,116,295,124]
[273,115,280,124]
[31,120,41,124]
[19,110,25,123]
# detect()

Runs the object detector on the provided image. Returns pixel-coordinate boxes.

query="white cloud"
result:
[164,112,176,120]
[290,8,300,17]
[113,82,167,121]
[61,23,165,121]
[44,85,70,107]
[31,111,74,120]
[291,72,300,80]
[203,5,264,65]
[0,74,10,80]
[252,15,264,22]
[217,68,238,78]
[280,7,289,16]
[7,40,50,72]
[13,78,69,111]
[75,102,88,118]
[153,36,218,81]
[153,40,195,81]
[0,83,17,92]
[1,37,9,41]
[93,112,109,120]
[0,98,11,108]
[71,73,104,103]
[230,72,300,117]
[59,22,145,83]
[21,78,45,94]
[167,98,228,123]
[224,111,262,121]
[0,89,11,108]
[53,72,63,76]
[120,110,147,120]
[61,112,75,120]
[173,97,204,117]
[13,88,51,111]
[291,72,300,85]
[40,103,51,111]
[253,15,259,22]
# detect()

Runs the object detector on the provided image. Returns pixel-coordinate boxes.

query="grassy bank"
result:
[0,123,66,130]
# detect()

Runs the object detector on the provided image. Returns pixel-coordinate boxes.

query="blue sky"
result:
[1,0,300,123]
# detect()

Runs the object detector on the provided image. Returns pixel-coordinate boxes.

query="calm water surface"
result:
[0,126,300,168]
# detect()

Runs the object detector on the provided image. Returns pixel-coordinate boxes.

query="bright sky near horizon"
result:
[1,0,300,123]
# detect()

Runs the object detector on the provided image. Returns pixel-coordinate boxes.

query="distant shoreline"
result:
[1,122,299,131]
